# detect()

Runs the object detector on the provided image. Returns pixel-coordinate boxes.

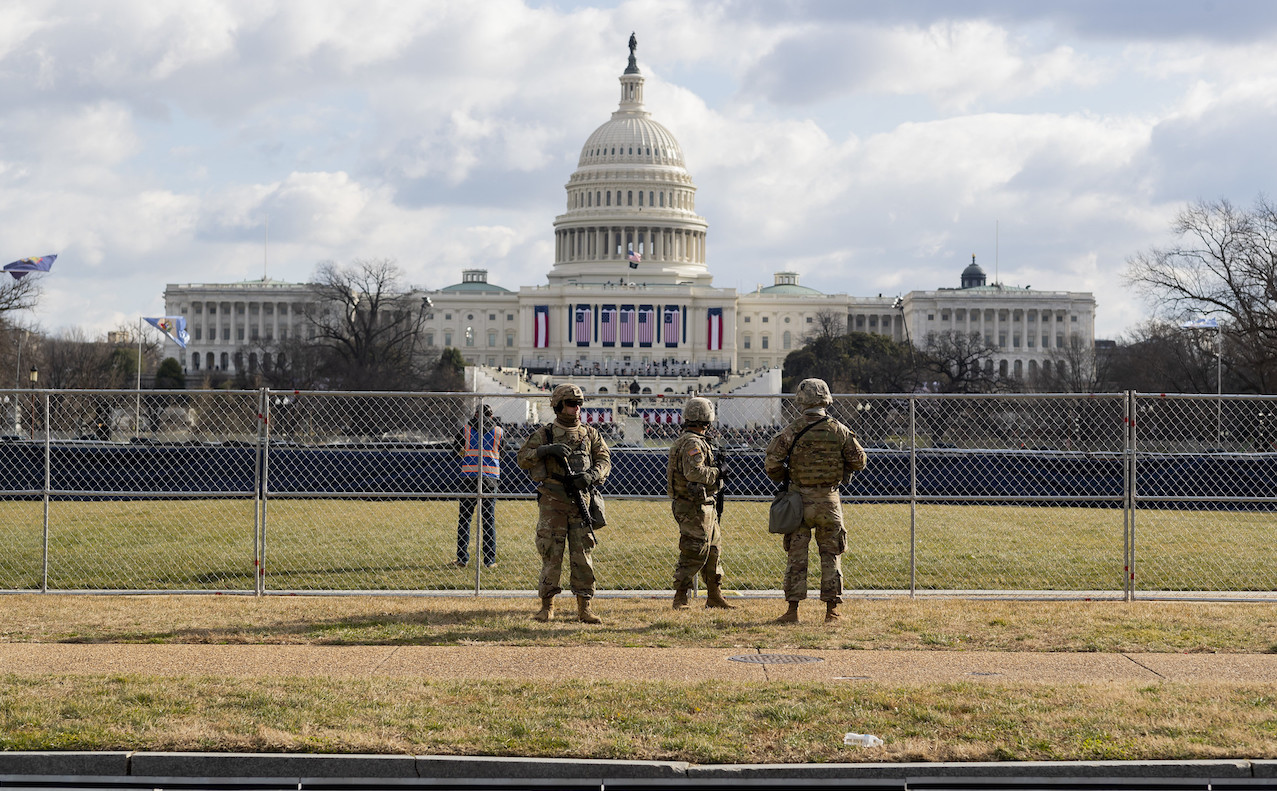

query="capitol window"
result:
[606,192,611,206]
[660,193,665,207]
[627,191,633,205]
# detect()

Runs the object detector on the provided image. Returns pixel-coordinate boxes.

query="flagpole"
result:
[136,318,142,439]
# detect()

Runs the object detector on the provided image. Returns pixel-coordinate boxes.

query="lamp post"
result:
[409,295,433,364]
[1180,318,1222,446]
[893,296,917,386]
[27,366,37,441]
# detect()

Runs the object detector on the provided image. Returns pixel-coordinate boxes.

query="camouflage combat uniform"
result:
[765,380,867,608]
[667,428,723,590]
[516,415,611,600]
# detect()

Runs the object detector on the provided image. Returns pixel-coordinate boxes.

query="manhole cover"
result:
[728,654,824,665]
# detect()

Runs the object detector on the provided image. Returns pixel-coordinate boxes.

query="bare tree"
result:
[1124,197,1277,393]
[304,259,431,390]
[920,331,1010,393]
[1104,320,1223,394]
[42,328,114,389]
[805,308,846,345]
[1031,336,1112,393]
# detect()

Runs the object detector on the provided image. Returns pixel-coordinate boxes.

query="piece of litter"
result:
[843,732,884,747]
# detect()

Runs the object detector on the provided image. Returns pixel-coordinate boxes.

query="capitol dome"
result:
[548,38,710,287]
[577,114,684,169]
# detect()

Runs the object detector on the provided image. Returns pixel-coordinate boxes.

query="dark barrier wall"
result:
[0,441,1274,505]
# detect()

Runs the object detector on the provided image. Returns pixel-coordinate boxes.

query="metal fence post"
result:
[909,395,917,598]
[1126,390,1137,602]
[257,388,269,597]
[41,391,49,593]
[474,396,484,596]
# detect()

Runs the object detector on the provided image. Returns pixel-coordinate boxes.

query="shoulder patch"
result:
[687,446,702,456]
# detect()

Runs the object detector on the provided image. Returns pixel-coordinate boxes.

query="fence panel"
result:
[262,392,495,592]
[1132,393,1277,598]
[42,390,260,592]
[1,388,1272,598]
[906,394,1128,596]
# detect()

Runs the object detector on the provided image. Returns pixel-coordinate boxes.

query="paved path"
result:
[2,643,1275,684]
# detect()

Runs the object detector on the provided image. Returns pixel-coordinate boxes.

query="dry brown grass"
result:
[0,594,1275,653]
[3,595,1276,762]
[1,675,1275,762]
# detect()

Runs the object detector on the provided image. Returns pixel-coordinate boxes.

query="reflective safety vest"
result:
[461,424,503,478]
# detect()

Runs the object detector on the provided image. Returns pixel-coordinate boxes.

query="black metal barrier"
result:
[1,440,1274,508]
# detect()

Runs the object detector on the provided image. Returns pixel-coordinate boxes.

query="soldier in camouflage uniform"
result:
[764,378,868,623]
[666,397,735,610]
[516,383,611,624]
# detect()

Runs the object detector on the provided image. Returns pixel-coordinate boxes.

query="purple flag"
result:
[3,254,56,280]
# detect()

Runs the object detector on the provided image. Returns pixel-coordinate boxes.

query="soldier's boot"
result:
[533,596,555,622]
[824,601,841,624]
[672,586,691,610]
[704,582,736,609]
[576,596,602,625]
[775,601,800,623]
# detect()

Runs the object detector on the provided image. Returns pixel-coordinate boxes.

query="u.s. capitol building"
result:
[165,41,1095,392]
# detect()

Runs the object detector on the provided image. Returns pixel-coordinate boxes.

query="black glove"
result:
[536,443,570,460]
[569,472,591,490]
[714,453,729,477]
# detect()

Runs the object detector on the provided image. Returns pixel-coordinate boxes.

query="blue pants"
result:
[457,477,498,565]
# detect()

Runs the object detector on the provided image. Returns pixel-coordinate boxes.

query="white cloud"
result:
[746,19,1102,112]
[0,0,1274,346]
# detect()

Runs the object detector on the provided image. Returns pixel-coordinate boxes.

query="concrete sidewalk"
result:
[1,643,1275,684]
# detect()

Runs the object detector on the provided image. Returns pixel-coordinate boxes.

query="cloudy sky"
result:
[4,0,1277,340]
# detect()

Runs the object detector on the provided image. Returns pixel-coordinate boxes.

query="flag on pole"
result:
[533,305,550,348]
[144,316,190,348]
[3,254,56,280]
[627,249,641,269]
[1180,317,1219,329]
[707,307,723,350]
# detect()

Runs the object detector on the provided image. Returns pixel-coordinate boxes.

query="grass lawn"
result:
[0,595,1276,762]
[0,499,1273,594]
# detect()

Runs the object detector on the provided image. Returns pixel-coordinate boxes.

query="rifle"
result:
[543,426,595,538]
[551,468,594,538]
[713,444,728,522]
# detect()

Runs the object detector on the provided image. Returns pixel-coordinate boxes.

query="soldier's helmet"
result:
[550,383,585,411]
[795,378,833,410]
[683,397,715,424]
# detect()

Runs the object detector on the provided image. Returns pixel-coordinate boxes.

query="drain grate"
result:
[728,653,824,665]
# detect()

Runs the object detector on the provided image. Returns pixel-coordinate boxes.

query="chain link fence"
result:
[0,388,1271,599]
